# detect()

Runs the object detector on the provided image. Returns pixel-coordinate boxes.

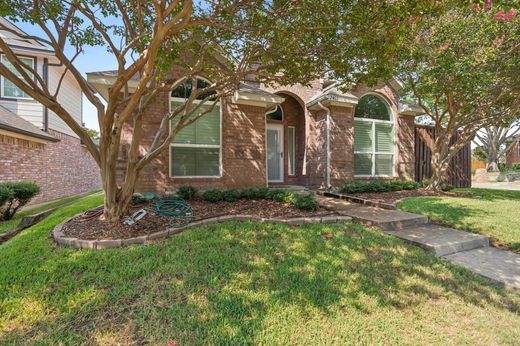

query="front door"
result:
[267,124,284,182]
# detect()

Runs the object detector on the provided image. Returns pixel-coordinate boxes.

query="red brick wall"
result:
[125,93,268,193]
[0,129,101,204]
[506,139,520,168]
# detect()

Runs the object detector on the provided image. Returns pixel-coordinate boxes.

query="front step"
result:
[386,224,489,256]
[337,205,428,232]
[444,247,520,289]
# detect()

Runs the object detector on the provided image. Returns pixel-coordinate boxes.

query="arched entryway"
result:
[266,92,306,185]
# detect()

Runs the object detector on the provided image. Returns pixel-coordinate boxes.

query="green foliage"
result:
[341,180,420,194]
[0,182,40,221]
[239,188,269,200]
[221,189,240,202]
[285,193,319,211]
[177,185,198,200]
[201,189,224,203]
[131,194,147,205]
[266,189,288,202]
[81,122,99,139]
[512,162,520,171]
[200,188,318,211]
[472,146,488,161]
[421,178,432,188]
[440,183,455,192]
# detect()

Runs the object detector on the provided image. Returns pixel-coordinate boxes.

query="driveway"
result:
[472,181,520,191]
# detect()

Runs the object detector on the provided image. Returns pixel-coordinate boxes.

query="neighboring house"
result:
[506,135,520,168]
[88,68,424,192]
[0,18,100,203]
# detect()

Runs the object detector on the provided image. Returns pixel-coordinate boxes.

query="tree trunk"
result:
[486,137,500,172]
[100,156,135,223]
[427,150,450,191]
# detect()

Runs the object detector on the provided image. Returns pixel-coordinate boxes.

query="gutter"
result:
[317,101,331,188]
[42,58,63,132]
[0,123,59,142]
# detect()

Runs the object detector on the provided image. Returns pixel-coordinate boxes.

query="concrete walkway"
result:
[472,181,520,191]
[317,195,520,289]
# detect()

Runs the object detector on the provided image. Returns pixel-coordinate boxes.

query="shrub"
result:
[340,180,420,194]
[177,185,198,200]
[0,181,40,221]
[266,189,288,202]
[440,183,454,192]
[421,178,432,188]
[512,162,520,171]
[285,192,318,211]
[201,189,224,203]
[222,189,241,202]
[240,188,269,200]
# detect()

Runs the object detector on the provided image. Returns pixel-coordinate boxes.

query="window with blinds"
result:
[170,98,221,177]
[354,94,394,176]
[0,55,34,99]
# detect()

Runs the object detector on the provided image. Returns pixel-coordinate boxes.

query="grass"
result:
[1,194,519,344]
[0,189,101,233]
[398,188,520,252]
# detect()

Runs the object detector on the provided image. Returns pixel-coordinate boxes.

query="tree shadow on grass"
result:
[1,220,520,344]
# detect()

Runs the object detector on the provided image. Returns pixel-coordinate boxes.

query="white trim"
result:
[353,93,396,178]
[168,95,223,178]
[266,104,284,121]
[288,126,296,176]
[0,54,35,100]
[233,89,284,108]
[266,123,284,183]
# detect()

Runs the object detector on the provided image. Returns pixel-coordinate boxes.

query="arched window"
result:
[266,105,283,121]
[170,79,221,177]
[354,94,394,176]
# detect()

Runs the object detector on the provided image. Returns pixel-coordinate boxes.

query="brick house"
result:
[88,68,423,193]
[0,18,100,203]
[506,135,520,168]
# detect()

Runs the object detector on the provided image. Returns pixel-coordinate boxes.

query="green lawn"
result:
[398,188,520,252]
[1,194,519,344]
[0,189,101,233]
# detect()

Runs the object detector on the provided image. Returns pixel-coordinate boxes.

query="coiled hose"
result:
[149,198,195,226]
[80,198,195,227]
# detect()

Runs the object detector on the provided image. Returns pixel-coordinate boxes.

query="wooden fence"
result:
[415,125,472,188]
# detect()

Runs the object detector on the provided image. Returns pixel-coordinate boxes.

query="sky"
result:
[16,21,116,131]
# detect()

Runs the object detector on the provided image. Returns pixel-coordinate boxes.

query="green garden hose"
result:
[149,198,195,227]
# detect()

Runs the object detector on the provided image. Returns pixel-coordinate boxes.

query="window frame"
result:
[0,54,35,100]
[353,93,396,178]
[288,126,296,176]
[168,96,223,178]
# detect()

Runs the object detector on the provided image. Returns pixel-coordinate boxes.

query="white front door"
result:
[267,124,284,182]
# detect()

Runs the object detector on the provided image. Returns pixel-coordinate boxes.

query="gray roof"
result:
[0,105,58,141]
[0,17,54,54]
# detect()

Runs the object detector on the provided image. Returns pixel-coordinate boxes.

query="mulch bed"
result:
[61,198,329,240]
[350,189,469,205]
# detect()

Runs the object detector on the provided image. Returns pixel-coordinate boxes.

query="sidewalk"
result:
[317,195,520,289]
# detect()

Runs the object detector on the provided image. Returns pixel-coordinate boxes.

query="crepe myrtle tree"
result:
[474,120,520,172]
[398,4,520,190]
[0,0,445,221]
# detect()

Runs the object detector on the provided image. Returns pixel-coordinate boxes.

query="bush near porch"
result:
[1,194,520,344]
[398,188,520,253]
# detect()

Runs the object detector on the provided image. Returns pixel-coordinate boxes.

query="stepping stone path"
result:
[317,195,520,290]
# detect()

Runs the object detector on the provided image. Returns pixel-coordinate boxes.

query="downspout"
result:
[317,101,331,189]
[43,59,64,132]
[43,58,48,132]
